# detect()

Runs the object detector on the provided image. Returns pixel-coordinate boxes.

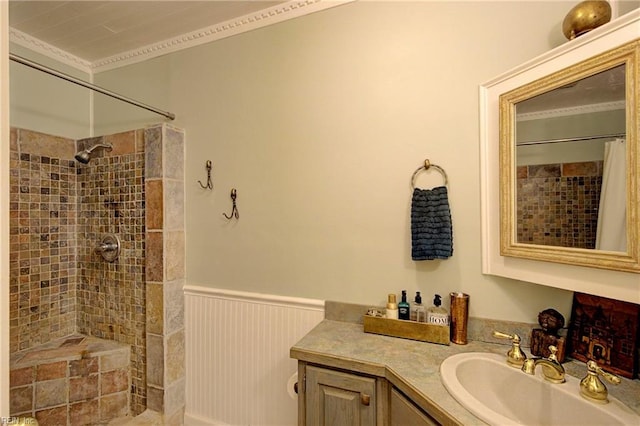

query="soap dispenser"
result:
[427,294,449,326]
[411,292,425,322]
[398,290,411,320]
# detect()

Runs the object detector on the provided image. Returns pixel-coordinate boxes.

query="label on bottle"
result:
[398,306,410,320]
[427,312,450,326]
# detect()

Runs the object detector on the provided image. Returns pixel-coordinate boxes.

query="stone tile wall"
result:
[9,129,78,352]
[144,124,186,424]
[516,161,603,248]
[75,130,147,414]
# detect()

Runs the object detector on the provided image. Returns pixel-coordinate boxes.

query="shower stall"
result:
[8,124,186,425]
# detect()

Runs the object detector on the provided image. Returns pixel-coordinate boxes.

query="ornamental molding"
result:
[9,0,353,75]
[9,28,93,74]
[516,100,626,121]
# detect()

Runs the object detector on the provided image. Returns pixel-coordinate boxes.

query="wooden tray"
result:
[363,315,450,345]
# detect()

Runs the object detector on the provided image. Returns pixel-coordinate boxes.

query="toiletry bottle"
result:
[411,291,425,322]
[398,290,410,320]
[386,294,399,319]
[427,294,450,326]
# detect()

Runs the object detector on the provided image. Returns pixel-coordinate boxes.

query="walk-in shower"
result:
[74,142,113,164]
[9,53,185,424]
[9,125,186,424]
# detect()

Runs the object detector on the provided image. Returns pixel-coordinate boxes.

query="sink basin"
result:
[440,352,640,426]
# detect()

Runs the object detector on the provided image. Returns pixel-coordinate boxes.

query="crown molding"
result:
[516,100,625,121]
[92,0,353,73]
[9,0,352,74]
[9,28,92,74]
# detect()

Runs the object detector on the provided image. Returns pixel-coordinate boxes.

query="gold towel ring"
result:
[411,159,448,189]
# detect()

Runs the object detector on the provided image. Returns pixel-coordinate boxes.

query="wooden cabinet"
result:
[297,362,440,426]
[303,365,378,426]
[389,387,438,426]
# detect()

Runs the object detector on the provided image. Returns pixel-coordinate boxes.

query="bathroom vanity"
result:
[290,319,640,426]
[300,363,437,426]
[291,320,487,425]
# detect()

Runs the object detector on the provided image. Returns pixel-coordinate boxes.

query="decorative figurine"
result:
[530,308,567,362]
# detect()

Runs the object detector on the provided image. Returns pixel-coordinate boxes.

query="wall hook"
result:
[223,188,239,220]
[198,160,213,189]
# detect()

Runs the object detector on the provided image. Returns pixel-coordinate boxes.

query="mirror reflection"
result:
[498,38,640,273]
[514,65,626,252]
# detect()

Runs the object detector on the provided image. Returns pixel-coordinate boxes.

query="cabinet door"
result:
[305,365,376,426]
[389,388,439,426]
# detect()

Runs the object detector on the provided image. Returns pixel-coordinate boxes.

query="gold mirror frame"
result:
[499,39,640,273]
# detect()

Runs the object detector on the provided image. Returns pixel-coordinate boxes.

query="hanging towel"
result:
[411,186,453,260]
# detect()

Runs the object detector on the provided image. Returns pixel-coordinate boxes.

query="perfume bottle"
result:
[398,290,411,320]
[411,291,426,322]
[427,294,449,326]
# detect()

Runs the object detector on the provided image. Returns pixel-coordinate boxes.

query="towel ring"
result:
[411,159,448,189]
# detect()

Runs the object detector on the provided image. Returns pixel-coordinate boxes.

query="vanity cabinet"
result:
[389,387,438,426]
[298,362,439,426]
[303,364,378,426]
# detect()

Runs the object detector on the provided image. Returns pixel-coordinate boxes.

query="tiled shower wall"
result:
[9,127,152,415]
[76,130,147,414]
[9,129,78,351]
[517,161,603,248]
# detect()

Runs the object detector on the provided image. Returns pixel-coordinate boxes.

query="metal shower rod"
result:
[517,132,626,146]
[9,53,175,121]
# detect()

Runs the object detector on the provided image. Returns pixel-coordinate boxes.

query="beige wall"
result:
[9,43,91,139]
[93,57,172,136]
[93,1,582,323]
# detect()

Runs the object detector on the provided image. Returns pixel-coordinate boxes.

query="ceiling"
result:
[8,0,338,71]
[516,63,626,117]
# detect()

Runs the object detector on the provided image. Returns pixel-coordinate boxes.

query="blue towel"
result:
[411,186,453,260]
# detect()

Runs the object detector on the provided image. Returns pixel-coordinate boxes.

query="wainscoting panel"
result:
[184,286,324,426]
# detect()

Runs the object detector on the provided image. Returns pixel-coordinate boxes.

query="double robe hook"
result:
[198,160,213,190]
[223,188,239,220]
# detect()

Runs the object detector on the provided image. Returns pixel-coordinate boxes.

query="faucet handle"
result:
[580,360,621,403]
[587,360,621,384]
[492,331,527,367]
[492,331,516,340]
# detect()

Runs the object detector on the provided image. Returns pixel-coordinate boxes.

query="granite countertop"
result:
[290,319,640,426]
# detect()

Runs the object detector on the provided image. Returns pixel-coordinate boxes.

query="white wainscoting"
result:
[184,285,325,426]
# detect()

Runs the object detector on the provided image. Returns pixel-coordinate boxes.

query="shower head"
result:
[74,143,113,164]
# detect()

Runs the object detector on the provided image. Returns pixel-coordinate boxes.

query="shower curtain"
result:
[595,138,626,251]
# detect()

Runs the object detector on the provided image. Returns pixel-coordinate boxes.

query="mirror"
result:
[499,39,639,272]
[514,64,625,251]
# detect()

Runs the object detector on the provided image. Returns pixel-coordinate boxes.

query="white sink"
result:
[440,352,640,426]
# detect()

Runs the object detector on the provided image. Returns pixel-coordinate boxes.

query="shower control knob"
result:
[97,234,121,262]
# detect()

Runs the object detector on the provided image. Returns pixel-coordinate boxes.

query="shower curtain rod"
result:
[9,53,175,121]
[517,132,626,146]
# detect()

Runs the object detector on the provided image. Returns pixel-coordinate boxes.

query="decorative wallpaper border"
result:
[9,0,354,74]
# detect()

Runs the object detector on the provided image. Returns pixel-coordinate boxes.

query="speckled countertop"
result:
[290,319,640,426]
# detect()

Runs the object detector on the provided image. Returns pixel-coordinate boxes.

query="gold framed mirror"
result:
[499,39,639,272]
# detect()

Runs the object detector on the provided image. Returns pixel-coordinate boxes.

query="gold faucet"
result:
[521,345,565,383]
[580,360,621,403]
[492,331,527,367]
